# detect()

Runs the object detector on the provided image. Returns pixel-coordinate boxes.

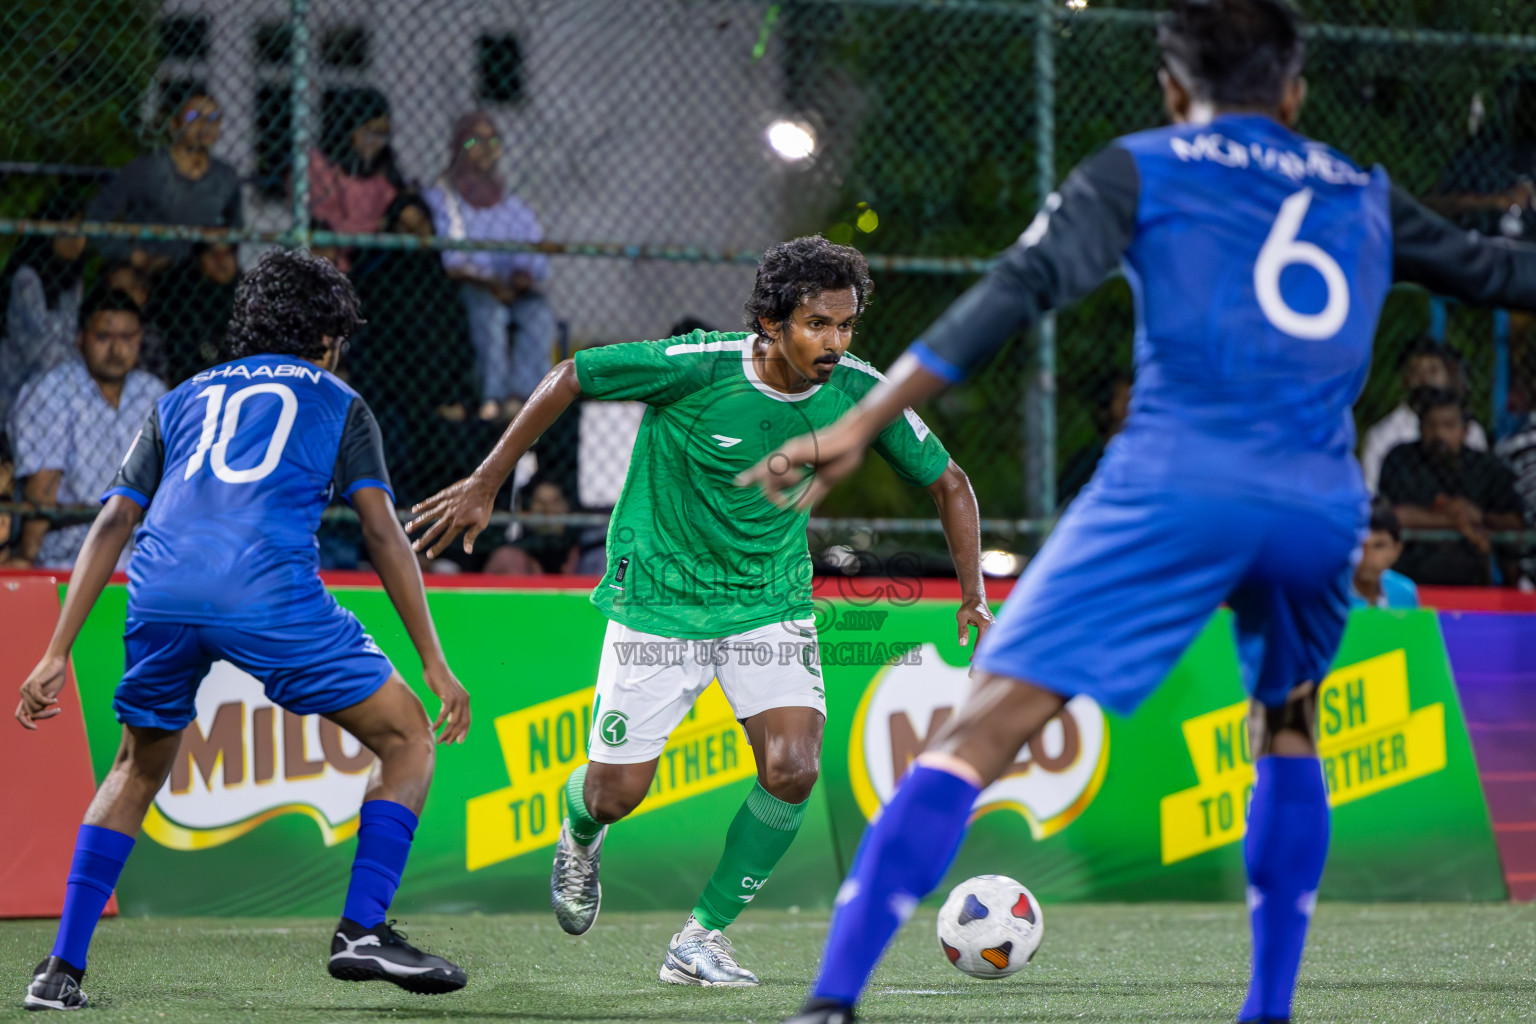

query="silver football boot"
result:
[550,820,605,935]
[659,916,760,987]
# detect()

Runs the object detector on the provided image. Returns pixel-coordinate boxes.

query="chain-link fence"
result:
[2,0,1535,582]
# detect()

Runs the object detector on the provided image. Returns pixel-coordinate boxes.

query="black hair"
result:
[1368,498,1402,543]
[668,316,713,338]
[320,87,403,186]
[1159,0,1305,108]
[227,249,363,360]
[1395,334,1446,372]
[79,285,143,328]
[744,235,873,335]
[1407,386,1464,421]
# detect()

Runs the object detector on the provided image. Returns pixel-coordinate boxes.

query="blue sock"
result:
[52,825,135,971]
[1239,757,1330,1023]
[342,800,419,928]
[812,764,979,1007]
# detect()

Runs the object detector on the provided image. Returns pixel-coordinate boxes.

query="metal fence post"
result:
[288,0,311,247]
[1024,0,1058,522]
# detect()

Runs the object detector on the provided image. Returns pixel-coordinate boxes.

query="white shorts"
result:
[587,618,826,764]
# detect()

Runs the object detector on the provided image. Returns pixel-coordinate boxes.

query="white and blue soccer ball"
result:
[936,874,1044,979]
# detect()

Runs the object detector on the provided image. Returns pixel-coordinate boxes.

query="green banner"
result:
[819,603,1506,903]
[64,585,1503,917]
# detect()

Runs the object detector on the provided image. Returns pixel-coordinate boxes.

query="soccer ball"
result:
[936,874,1044,979]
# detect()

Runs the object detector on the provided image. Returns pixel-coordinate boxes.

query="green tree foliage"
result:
[0,0,156,220]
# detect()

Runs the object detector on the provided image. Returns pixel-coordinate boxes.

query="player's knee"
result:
[1248,683,1319,758]
[373,727,437,775]
[761,759,819,804]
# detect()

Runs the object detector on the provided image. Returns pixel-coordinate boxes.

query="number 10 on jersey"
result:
[185,383,299,484]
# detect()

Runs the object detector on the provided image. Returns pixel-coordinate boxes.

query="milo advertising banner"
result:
[62,581,1503,917]
[822,596,1505,903]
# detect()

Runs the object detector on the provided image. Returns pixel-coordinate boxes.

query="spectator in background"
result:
[306,219,346,269]
[350,194,477,503]
[146,242,240,385]
[309,87,404,268]
[1351,500,1419,609]
[1359,336,1488,493]
[103,261,167,380]
[425,111,555,422]
[4,288,165,568]
[484,476,582,575]
[1059,368,1132,505]
[85,93,242,273]
[1495,410,1536,587]
[1379,387,1525,586]
[0,230,86,427]
[0,438,14,562]
[1424,78,1536,238]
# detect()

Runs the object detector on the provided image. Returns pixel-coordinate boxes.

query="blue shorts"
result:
[974,485,1362,715]
[114,612,394,731]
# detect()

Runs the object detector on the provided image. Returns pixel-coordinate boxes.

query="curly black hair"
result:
[1159,0,1304,108]
[743,235,873,335]
[227,248,364,360]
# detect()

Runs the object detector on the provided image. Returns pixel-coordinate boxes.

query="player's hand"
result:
[16,653,68,730]
[737,423,870,511]
[423,660,471,744]
[957,596,994,649]
[408,474,497,558]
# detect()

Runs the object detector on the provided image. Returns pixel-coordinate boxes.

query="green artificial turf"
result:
[2,905,1532,1023]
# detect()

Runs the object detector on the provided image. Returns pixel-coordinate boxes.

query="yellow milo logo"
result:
[465,682,755,870]
[1158,649,1447,865]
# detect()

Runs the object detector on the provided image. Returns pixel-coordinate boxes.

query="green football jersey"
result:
[573,330,951,639]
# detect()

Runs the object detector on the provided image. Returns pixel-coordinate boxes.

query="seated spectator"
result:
[1379,387,1526,586]
[1351,500,1419,609]
[424,111,554,422]
[484,476,582,575]
[5,288,165,568]
[0,437,14,562]
[349,194,476,503]
[309,87,404,268]
[1360,336,1488,493]
[1495,410,1536,586]
[1060,368,1132,505]
[146,242,240,385]
[103,261,167,380]
[85,93,242,274]
[306,219,346,270]
[0,227,86,426]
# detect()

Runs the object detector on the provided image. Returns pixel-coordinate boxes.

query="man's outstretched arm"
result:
[354,486,470,744]
[742,146,1139,507]
[408,358,583,556]
[1391,185,1536,307]
[16,496,140,729]
[925,460,992,648]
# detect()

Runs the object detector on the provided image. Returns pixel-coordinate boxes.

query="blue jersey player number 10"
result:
[183,382,299,483]
[17,251,475,1010]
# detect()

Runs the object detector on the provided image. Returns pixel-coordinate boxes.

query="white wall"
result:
[156,0,798,343]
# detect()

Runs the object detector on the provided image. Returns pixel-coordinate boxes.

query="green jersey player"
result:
[409,236,989,986]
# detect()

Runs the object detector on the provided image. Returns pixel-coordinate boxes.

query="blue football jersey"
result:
[104,354,392,628]
[1107,115,1392,513]
[906,114,1536,525]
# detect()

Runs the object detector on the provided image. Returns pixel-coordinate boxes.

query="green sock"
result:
[564,765,604,846]
[691,781,808,931]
